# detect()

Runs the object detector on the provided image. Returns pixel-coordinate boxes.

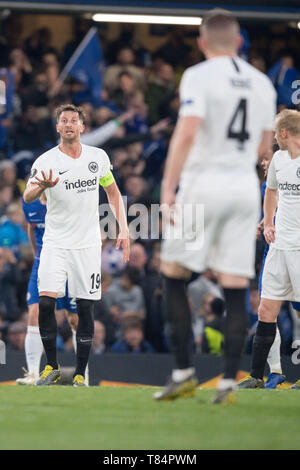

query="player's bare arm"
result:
[27,223,36,257]
[263,187,278,244]
[104,181,130,262]
[24,169,59,204]
[258,130,274,162]
[161,115,202,223]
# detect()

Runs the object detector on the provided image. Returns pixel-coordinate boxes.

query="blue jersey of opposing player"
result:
[22,197,76,313]
[22,197,46,257]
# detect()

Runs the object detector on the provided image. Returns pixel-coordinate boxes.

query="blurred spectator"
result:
[11,104,44,152]
[21,70,49,110]
[155,29,192,69]
[110,317,155,353]
[192,292,215,351]
[80,102,94,133]
[0,202,28,252]
[124,174,151,208]
[7,320,26,350]
[125,91,148,134]
[201,297,225,355]
[9,48,32,90]
[128,242,148,277]
[104,46,145,93]
[0,160,24,197]
[188,269,224,320]
[110,71,138,111]
[0,160,16,186]
[104,266,146,332]
[268,54,300,108]
[24,27,57,66]
[250,55,266,73]
[105,24,136,64]
[92,319,107,354]
[93,105,117,126]
[0,184,13,218]
[145,62,175,125]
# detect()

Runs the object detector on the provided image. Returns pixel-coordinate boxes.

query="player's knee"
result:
[76,299,94,316]
[258,302,276,322]
[67,313,78,331]
[38,296,57,338]
[161,261,191,280]
[39,296,56,315]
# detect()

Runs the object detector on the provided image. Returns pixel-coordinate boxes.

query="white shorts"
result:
[38,245,102,300]
[161,186,260,278]
[261,246,300,301]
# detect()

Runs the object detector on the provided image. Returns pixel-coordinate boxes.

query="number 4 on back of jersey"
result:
[227,98,250,150]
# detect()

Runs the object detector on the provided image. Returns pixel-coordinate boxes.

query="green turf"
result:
[0,386,300,450]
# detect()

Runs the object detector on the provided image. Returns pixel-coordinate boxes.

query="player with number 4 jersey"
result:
[156,9,277,404]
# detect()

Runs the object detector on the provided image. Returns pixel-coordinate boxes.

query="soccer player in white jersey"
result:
[153,9,276,403]
[238,109,300,389]
[23,104,130,387]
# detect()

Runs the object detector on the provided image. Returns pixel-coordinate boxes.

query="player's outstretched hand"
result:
[34,169,59,190]
[263,224,276,244]
[116,231,130,263]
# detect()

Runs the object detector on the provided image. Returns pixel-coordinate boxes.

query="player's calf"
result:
[74,299,94,379]
[39,295,58,370]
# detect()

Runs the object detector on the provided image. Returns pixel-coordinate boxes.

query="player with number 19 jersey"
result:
[27,143,111,300]
[162,56,276,278]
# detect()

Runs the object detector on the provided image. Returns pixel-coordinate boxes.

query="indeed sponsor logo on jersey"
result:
[278,181,300,192]
[64,177,97,191]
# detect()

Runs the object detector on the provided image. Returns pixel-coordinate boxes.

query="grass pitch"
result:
[0,386,300,450]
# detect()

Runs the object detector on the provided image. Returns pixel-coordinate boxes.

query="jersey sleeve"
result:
[26,157,46,186]
[98,150,112,178]
[266,156,278,190]
[178,68,206,119]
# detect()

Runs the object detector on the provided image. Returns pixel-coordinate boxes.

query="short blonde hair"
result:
[275,109,300,136]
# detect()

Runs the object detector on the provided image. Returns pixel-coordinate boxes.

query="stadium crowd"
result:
[1,17,300,357]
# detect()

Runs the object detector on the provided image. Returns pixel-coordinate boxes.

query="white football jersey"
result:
[27,144,111,249]
[266,149,300,250]
[179,56,276,191]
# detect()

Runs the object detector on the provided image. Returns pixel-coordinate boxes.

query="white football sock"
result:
[25,326,43,377]
[217,378,237,390]
[267,326,282,374]
[72,328,77,352]
[172,367,195,382]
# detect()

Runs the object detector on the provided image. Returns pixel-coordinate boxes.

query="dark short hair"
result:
[122,266,141,285]
[121,316,143,333]
[55,104,85,124]
[118,70,133,80]
[210,298,226,317]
